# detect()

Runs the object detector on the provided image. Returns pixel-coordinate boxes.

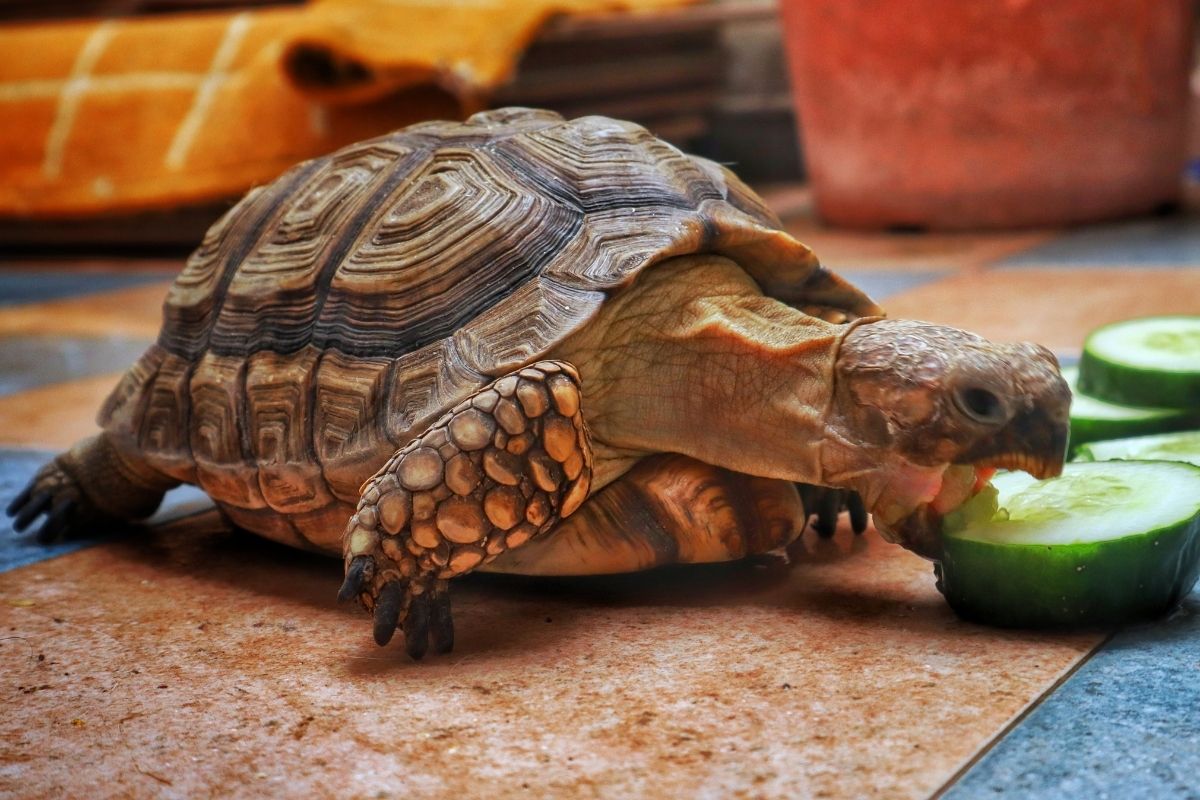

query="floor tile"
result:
[1000,214,1200,267]
[766,188,1055,272]
[0,518,1099,800]
[0,282,172,340]
[0,373,119,449]
[836,269,947,304]
[0,269,174,308]
[881,268,1200,355]
[943,591,1200,800]
[0,448,212,573]
[0,335,152,397]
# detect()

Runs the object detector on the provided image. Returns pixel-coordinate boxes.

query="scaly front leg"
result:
[338,361,592,659]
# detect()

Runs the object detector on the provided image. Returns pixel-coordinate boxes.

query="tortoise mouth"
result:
[872,452,1064,558]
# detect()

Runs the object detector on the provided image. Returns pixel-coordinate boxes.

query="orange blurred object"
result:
[0,0,692,218]
[780,0,1194,229]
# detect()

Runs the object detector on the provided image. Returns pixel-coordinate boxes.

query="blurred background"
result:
[0,0,1196,249]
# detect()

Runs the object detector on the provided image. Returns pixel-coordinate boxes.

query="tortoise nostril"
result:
[957,386,1006,424]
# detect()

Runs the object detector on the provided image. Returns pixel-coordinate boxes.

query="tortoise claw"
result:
[813,489,842,538]
[404,592,432,661]
[430,589,454,655]
[5,483,32,518]
[12,490,53,533]
[372,582,403,646]
[848,492,868,535]
[797,485,870,538]
[337,555,373,603]
[7,459,113,542]
[35,498,77,545]
[795,484,816,519]
[356,574,452,659]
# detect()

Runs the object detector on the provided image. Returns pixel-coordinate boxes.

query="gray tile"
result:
[0,335,153,396]
[0,270,171,307]
[837,269,947,303]
[1,448,213,573]
[1000,215,1200,267]
[944,591,1200,800]
[1056,353,1079,368]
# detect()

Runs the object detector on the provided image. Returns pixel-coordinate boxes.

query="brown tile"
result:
[0,373,117,449]
[0,515,1098,799]
[881,267,1200,353]
[758,185,1055,272]
[0,282,171,339]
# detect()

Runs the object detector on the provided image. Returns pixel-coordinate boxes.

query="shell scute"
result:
[312,351,395,502]
[208,142,420,356]
[313,147,583,359]
[245,347,335,514]
[189,351,267,509]
[133,350,195,483]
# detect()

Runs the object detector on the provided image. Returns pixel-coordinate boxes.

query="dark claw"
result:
[6,482,32,518]
[337,555,373,604]
[372,581,403,647]
[813,489,842,538]
[404,592,431,661]
[796,484,816,520]
[12,491,52,532]
[430,591,454,655]
[36,498,76,545]
[848,492,868,535]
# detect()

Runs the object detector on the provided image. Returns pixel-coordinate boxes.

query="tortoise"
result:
[7,108,1070,659]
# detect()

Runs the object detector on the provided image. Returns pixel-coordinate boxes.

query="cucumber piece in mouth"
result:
[1064,366,1199,453]
[1079,315,1200,409]
[937,461,1200,628]
[1075,429,1200,467]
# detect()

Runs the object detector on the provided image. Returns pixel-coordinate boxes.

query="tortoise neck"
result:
[551,254,859,488]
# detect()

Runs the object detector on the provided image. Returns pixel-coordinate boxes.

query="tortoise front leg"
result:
[795,485,869,538]
[338,360,592,659]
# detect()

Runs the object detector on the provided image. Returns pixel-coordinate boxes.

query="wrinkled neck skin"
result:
[550,254,866,492]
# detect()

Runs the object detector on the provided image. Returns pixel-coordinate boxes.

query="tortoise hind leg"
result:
[7,433,178,543]
[338,360,592,659]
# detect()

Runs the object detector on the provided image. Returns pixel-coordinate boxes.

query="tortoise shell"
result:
[98,107,877,552]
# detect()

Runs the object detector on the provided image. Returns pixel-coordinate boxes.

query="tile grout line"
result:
[926,630,1116,800]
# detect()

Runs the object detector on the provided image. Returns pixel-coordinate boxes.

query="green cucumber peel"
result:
[1079,315,1200,409]
[938,461,1200,628]
[1063,364,1200,454]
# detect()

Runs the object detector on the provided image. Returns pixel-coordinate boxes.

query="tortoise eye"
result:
[955,386,1007,425]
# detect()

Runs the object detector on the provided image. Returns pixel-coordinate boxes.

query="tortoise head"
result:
[828,319,1070,558]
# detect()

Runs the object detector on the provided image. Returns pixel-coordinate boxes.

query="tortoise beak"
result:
[955,410,1070,479]
[882,399,1070,560]
[956,394,1070,480]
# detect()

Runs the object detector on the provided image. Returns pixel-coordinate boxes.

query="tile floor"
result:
[1,208,1197,799]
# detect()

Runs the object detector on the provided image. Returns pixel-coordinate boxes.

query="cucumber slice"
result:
[1079,315,1200,409]
[938,461,1200,628]
[1075,429,1200,467]
[1064,366,1198,453]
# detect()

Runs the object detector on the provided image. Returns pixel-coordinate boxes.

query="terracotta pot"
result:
[779,0,1195,229]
